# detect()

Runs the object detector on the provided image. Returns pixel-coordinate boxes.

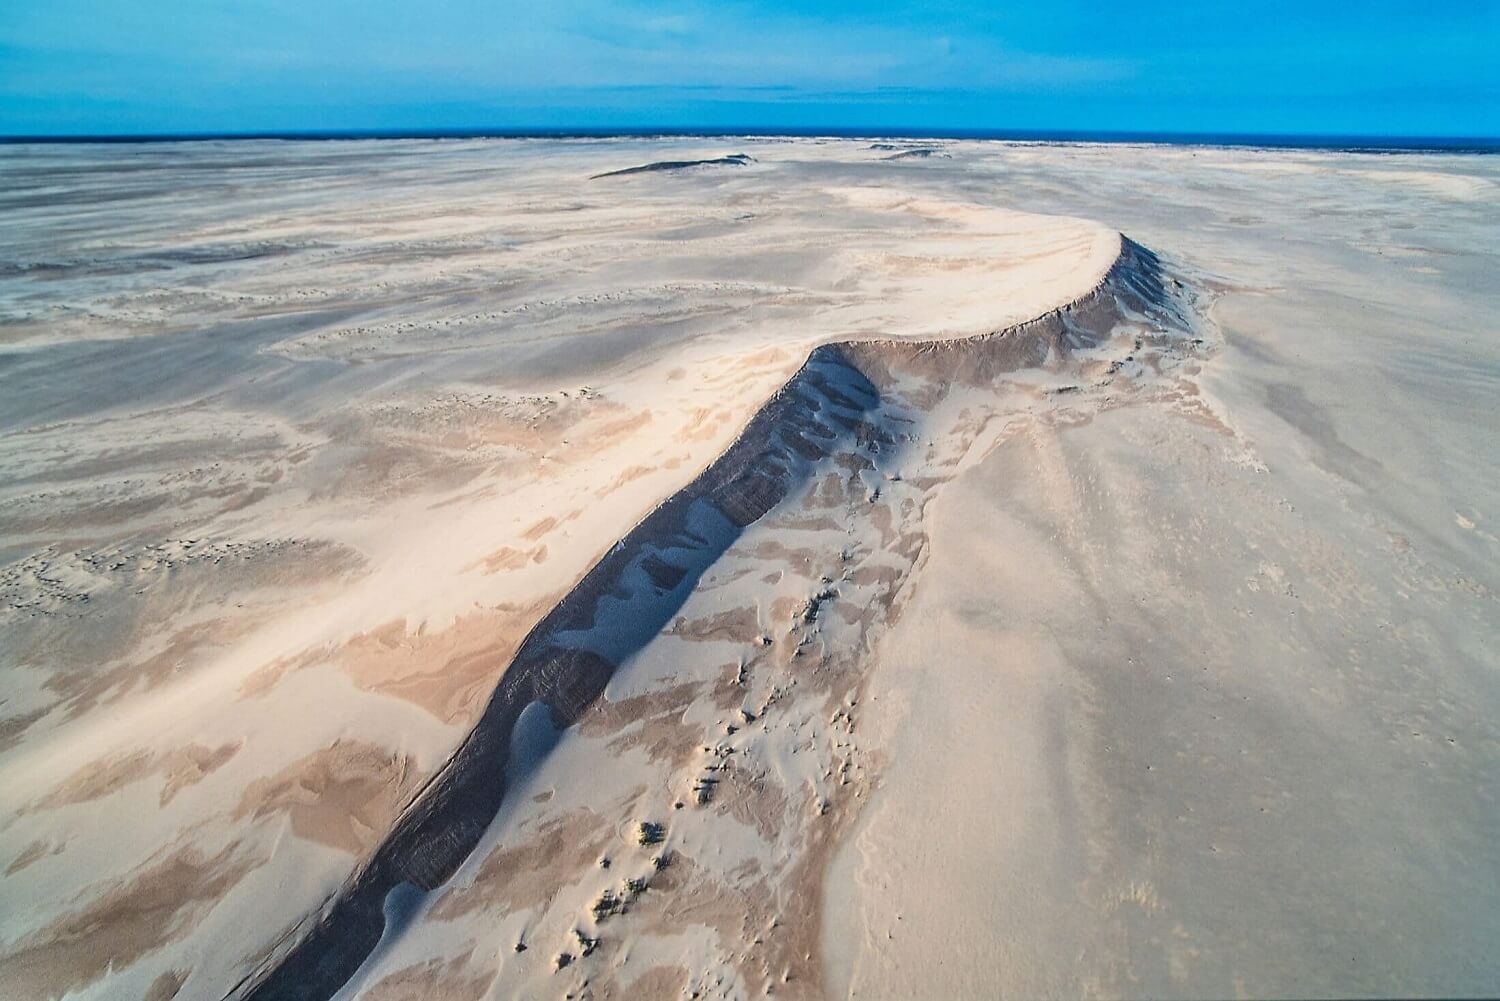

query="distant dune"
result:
[883,147,950,160]
[590,152,754,179]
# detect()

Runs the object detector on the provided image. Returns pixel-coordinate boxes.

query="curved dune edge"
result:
[233,234,1204,1001]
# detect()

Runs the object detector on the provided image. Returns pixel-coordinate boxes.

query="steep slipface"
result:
[237,237,1211,1000]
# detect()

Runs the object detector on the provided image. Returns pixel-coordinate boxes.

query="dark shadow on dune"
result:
[589,153,754,179]
[884,148,950,161]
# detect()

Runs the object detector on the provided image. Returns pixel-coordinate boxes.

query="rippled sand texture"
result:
[1,139,1497,1000]
[0,139,1115,1000]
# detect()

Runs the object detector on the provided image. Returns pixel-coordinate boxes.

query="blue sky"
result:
[2,0,1497,136]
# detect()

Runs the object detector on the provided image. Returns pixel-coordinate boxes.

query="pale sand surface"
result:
[0,139,1496,999]
[823,146,1500,998]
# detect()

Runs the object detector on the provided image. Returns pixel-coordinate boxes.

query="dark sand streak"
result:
[589,154,755,180]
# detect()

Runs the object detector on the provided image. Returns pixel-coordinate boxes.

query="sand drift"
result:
[235,237,1204,1000]
[12,138,1494,1000]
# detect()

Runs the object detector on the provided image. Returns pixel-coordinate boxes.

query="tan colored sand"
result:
[1,138,1496,1000]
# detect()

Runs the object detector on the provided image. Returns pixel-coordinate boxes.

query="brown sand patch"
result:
[737,539,820,568]
[0,706,48,754]
[580,681,709,770]
[29,750,156,810]
[715,765,791,841]
[605,713,705,772]
[738,673,880,998]
[30,740,243,812]
[667,606,762,643]
[678,407,729,443]
[159,741,242,805]
[767,513,846,532]
[474,545,549,573]
[431,809,614,919]
[361,951,493,1001]
[145,968,187,1001]
[476,546,528,572]
[334,601,553,723]
[48,614,261,720]
[810,471,853,508]
[629,853,781,995]
[770,595,803,627]
[314,439,484,502]
[849,562,902,589]
[578,681,704,737]
[594,463,655,498]
[604,637,885,998]
[831,598,875,628]
[622,964,691,996]
[589,409,654,446]
[709,660,760,713]
[696,565,758,593]
[383,394,648,463]
[237,648,324,700]
[0,842,259,1000]
[522,517,557,541]
[5,839,63,875]
[867,503,897,547]
[728,346,794,373]
[234,740,421,856]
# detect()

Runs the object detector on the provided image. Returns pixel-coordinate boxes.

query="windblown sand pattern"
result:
[238,239,1206,1000]
[1,139,1496,1000]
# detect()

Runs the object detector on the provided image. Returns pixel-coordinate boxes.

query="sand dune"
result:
[591,154,756,179]
[239,237,1201,1000]
[1,139,1496,1000]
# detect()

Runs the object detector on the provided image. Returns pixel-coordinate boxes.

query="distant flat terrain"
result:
[0,138,1496,1000]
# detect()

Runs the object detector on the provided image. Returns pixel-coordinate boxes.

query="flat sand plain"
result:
[0,139,1496,1000]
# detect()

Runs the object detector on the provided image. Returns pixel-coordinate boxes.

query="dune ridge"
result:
[233,234,1202,1000]
[589,153,755,179]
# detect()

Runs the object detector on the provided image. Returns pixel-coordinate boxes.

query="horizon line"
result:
[3,125,1498,153]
